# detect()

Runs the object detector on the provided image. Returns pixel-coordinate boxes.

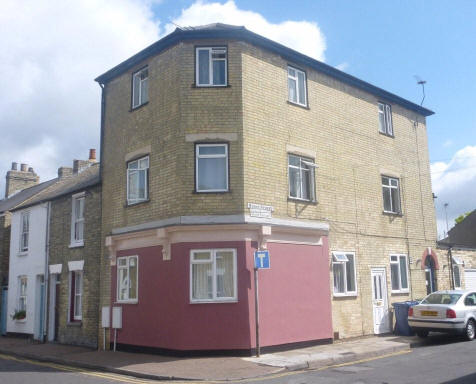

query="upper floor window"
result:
[390,254,409,293]
[117,255,138,303]
[288,66,307,107]
[190,249,237,303]
[132,67,149,109]
[71,193,85,246]
[288,154,316,201]
[332,252,357,296]
[127,156,149,205]
[196,47,227,86]
[69,271,82,321]
[20,212,29,253]
[382,176,401,214]
[196,144,229,192]
[378,102,393,136]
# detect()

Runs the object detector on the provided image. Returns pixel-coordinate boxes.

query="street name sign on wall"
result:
[247,203,274,218]
[254,250,270,269]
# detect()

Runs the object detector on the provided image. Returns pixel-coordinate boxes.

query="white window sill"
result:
[195,84,228,88]
[69,242,84,248]
[391,290,410,294]
[333,293,358,298]
[196,189,229,193]
[190,299,238,304]
[116,300,138,305]
[17,252,28,257]
[14,319,27,323]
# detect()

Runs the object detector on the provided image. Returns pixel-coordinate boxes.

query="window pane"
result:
[391,263,400,290]
[216,251,234,298]
[199,145,226,156]
[133,74,140,106]
[382,187,392,211]
[212,60,226,85]
[333,263,345,293]
[198,50,210,85]
[288,67,296,77]
[398,256,408,289]
[390,178,398,187]
[192,263,213,300]
[197,157,226,190]
[379,110,385,133]
[382,176,390,186]
[297,71,306,104]
[118,268,128,301]
[128,160,138,170]
[193,251,212,261]
[385,104,393,135]
[129,258,137,300]
[141,77,149,104]
[454,266,461,288]
[346,255,355,292]
[288,78,297,103]
[288,155,300,167]
[289,167,301,198]
[138,169,146,198]
[301,168,312,200]
[128,170,139,200]
[391,188,400,213]
[139,157,149,169]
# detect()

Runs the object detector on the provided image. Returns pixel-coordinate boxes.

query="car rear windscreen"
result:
[421,293,462,305]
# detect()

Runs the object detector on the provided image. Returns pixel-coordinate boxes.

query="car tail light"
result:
[446,309,457,318]
[408,307,414,317]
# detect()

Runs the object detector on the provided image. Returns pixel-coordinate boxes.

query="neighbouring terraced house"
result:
[5,152,100,345]
[94,23,448,355]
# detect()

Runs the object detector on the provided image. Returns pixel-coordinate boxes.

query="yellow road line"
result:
[0,349,412,384]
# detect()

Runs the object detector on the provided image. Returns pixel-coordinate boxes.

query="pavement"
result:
[0,334,419,381]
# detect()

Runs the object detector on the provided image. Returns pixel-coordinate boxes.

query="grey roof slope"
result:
[439,210,476,248]
[0,178,58,214]
[12,163,100,211]
[95,23,434,117]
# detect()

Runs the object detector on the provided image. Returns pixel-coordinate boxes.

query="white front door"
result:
[371,268,390,334]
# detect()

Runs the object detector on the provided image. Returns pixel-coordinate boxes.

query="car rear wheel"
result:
[416,330,429,338]
[465,319,475,341]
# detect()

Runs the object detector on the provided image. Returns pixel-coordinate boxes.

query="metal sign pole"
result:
[254,267,260,357]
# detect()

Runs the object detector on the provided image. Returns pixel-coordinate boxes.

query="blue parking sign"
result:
[254,250,270,269]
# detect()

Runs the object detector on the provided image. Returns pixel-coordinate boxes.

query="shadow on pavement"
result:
[441,372,476,384]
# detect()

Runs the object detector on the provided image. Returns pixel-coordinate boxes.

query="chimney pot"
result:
[20,163,28,172]
[89,148,97,162]
[11,162,17,171]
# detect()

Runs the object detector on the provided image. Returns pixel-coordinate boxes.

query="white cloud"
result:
[335,62,349,72]
[431,145,476,239]
[0,0,161,198]
[164,1,326,61]
[443,139,453,148]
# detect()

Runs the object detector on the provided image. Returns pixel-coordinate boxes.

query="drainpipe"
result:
[42,201,51,342]
[448,245,454,290]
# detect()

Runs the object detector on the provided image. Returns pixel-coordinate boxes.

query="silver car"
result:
[408,290,476,340]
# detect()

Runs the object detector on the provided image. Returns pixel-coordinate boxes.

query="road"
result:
[0,335,476,383]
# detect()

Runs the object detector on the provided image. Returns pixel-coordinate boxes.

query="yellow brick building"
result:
[96,24,444,350]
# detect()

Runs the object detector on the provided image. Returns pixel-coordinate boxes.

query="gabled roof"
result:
[95,23,434,117]
[0,178,58,214]
[439,210,476,248]
[12,163,100,212]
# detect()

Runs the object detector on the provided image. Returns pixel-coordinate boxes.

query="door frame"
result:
[371,267,390,334]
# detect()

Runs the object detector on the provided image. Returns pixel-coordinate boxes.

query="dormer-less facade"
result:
[97,24,437,354]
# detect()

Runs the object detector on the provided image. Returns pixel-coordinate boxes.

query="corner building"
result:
[97,24,436,354]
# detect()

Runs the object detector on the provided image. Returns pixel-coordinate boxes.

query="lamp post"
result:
[444,203,449,238]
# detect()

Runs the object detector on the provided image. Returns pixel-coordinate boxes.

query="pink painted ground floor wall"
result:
[110,237,332,352]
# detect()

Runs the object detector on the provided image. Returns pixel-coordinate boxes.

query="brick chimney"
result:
[58,167,73,179]
[5,162,40,198]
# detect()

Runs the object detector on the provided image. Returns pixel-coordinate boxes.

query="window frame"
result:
[69,271,83,321]
[18,275,27,313]
[126,156,149,205]
[131,66,149,109]
[190,248,237,303]
[332,251,357,297]
[19,211,29,253]
[287,65,308,107]
[453,265,462,289]
[390,254,409,293]
[70,192,85,247]
[381,175,402,214]
[288,154,316,202]
[116,255,139,304]
[195,46,228,87]
[195,143,229,193]
[378,102,394,136]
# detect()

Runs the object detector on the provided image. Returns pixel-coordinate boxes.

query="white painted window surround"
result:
[132,67,149,109]
[390,254,409,293]
[382,176,401,214]
[378,102,393,136]
[117,255,138,303]
[70,192,85,247]
[196,47,227,86]
[288,154,316,202]
[195,144,229,192]
[127,156,149,204]
[288,66,307,107]
[19,211,29,253]
[332,251,357,296]
[69,271,83,321]
[190,249,237,303]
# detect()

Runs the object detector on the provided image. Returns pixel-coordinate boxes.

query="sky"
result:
[0,0,474,238]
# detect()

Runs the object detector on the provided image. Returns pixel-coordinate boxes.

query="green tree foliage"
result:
[455,211,473,225]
